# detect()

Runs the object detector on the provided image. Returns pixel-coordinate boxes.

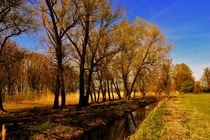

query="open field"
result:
[131,93,210,140]
[181,94,210,124]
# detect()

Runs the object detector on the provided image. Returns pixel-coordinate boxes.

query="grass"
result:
[130,101,168,140]
[3,91,80,110]
[181,93,210,123]
[3,90,144,111]
[131,93,210,140]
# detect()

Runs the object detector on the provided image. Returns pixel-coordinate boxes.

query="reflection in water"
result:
[1,124,6,140]
[80,103,156,140]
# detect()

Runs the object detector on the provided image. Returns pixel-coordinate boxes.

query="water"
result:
[80,103,157,140]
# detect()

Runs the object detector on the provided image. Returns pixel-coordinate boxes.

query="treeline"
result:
[172,63,210,94]
[0,0,209,111]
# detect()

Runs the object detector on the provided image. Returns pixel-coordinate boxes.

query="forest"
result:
[0,0,210,140]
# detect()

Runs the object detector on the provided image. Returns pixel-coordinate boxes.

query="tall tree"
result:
[173,63,195,93]
[156,59,173,94]
[66,0,121,107]
[200,67,210,92]
[40,0,80,108]
[114,18,171,99]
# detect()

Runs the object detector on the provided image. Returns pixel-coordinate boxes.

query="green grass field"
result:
[131,93,210,140]
[181,93,210,124]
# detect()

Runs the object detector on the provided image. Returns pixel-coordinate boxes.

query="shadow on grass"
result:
[0,97,157,140]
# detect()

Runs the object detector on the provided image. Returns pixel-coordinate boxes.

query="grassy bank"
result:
[131,94,210,140]
[0,98,156,140]
[130,100,168,140]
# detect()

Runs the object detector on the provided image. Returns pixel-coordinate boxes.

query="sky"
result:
[115,0,210,80]
[14,0,210,80]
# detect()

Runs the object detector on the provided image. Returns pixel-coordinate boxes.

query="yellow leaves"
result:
[54,1,61,15]
[112,17,172,90]
[61,0,69,12]
[113,19,136,51]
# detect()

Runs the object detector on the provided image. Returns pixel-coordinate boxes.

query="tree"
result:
[173,63,195,93]
[0,64,7,111]
[3,41,25,94]
[136,70,150,97]
[0,0,36,111]
[156,59,173,94]
[66,0,121,107]
[0,41,26,110]
[194,81,201,94]
[134,59,173,97]
[114,18,171,99]
[25,52,48,92]
[40,0,80,108]
[200,67,210,92]
[0,0,36,54]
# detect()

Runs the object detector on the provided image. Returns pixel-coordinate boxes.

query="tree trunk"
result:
[78,61,85,107]
[78,13,90,108]
[122,75,130,99]
[92,81,97,102]
[111,82,115,100]
[0,87,5,112]
[59,59,66,109]
[53,72,60,109]
[102,81,106,102]
[112,80,121,99]
[97,84,101,103]
[90,91,94,103]
[107,79,111,101]
[60,74,66,108]
[7,72,11,95]
[84,71,93,105]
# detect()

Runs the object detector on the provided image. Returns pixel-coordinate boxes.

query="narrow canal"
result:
[80,103,157,140]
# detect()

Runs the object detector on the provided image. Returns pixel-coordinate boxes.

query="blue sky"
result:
[14,0,210,80]
[116,0,210,80]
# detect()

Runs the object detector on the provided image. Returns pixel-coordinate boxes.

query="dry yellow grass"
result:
[4,91,79,110]
[3,91,146,110]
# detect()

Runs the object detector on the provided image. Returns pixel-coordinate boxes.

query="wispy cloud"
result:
[150,6,175,21]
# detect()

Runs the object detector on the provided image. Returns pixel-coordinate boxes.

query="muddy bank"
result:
[0,97,157,140]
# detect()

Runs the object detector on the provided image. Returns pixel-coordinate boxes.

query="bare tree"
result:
[66,0,121,107]
[40,0,80,108]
